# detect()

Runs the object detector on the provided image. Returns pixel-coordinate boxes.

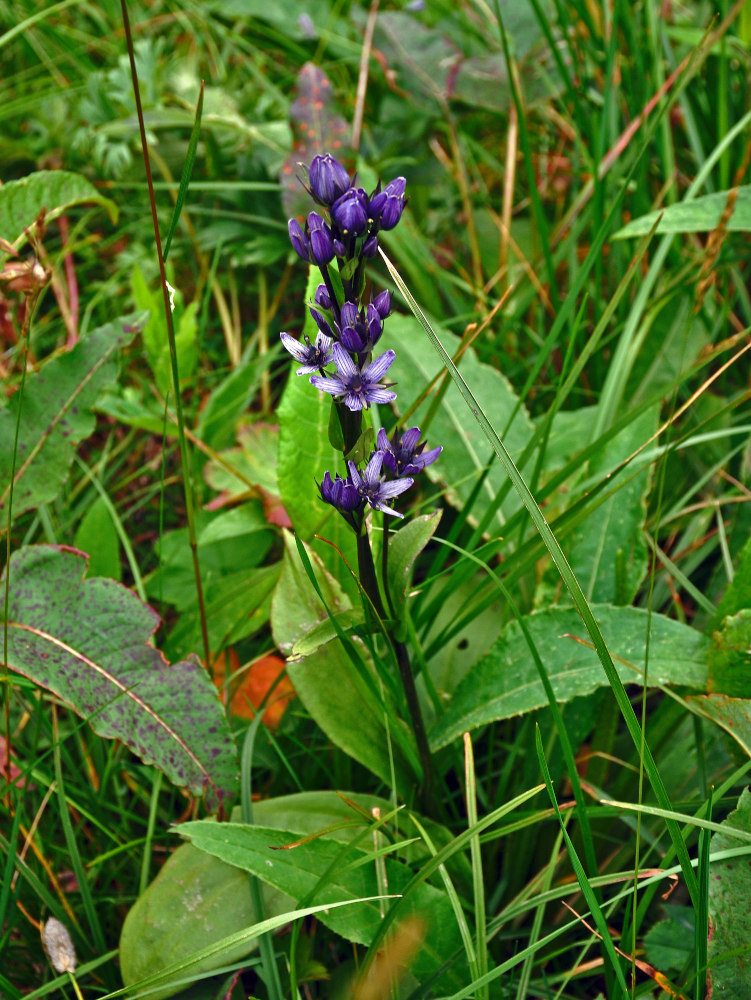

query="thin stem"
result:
[359,522,434,811]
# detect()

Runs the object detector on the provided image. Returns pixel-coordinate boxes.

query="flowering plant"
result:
[280,152,441,799]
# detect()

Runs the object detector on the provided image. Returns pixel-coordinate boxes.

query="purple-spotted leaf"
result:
[0,311,147,520]
[1,545,238,810]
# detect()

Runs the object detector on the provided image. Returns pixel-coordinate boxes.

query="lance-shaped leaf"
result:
[0,311,147,520]
[1,545,238,809]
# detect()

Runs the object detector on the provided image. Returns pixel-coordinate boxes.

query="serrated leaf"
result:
[0,170,118,252]
[2,545,238,808]
[644,907,694,974]
[613,186,751,239]
[0,312,147,519]
[429,605,709,750]
[179,819,465,990]
[708,788,751,996]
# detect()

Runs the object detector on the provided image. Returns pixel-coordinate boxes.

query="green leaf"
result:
[688,693,751,762]
[276,269,358,592]
[204,421,282,501]
[380,314,534,530]
[711,534,751,631]
[120,841,291,1000]
[0,170,118,252]
[387,511,442,613]
[179,819,465,990]
[290,608,366,659]
[708,610,751,698]
[644,907,695,974]
[613,186,751,239]
[0,312,146,520]
[1,545,238,808]
[73,496,122,581]
[271,533,417,791]
[708,788,751,996]
[567,404,658,603]
[429,605,709,750]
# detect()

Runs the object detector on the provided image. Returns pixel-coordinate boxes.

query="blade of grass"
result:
[162,81,204,262]
[380,248,699,906]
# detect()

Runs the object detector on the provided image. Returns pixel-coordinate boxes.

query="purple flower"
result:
[280,330,334,374]
[314,283,332,310]
[331,187,369,236]
[361,235,378,257]
[372,289,391,320]
[309,306,334,340]
[348,451,413,518]
[370,177,406,231]
[310,343,396,411]
[288,218,310,261]
[377,426,442,476]
[320,470,362,512]
[307,212,335,266]
[309,153,351,205]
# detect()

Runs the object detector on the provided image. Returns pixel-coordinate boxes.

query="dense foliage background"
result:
[2,1,751,998]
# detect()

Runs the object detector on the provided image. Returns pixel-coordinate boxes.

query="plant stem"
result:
[357,525,434,811]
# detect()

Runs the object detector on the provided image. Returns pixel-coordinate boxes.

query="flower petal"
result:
[310,375,346,395]
[401,427,422,451]
[377,477,414,499]
[280,332,308,362]
[363,350,395,382]
[332,343,358,379]
[364,388,396,405]
[347,461,364,490]
[363,450,384,484]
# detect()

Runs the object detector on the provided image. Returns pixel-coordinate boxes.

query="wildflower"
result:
[369,177,407,231]
[310,343,396,411]
[314,284,332,310]
[377,426,442,476]
[309,306,335,340]
[372,289,391,320]
[348,451,413,517]
[309,153,351,206]
[288,218,310,262]
[307,212,335,266]
[319,470,362,512]
[280,331,334,375]
[331,187,369,236]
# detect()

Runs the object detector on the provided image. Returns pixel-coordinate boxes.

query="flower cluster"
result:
[280,152,440,520]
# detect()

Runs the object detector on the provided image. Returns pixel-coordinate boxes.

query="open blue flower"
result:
[377,426,442,476]
[310,344,396,411]
[348,451,413,517]
[280,331,334,375]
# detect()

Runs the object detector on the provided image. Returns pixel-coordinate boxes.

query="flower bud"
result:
[288,218,310,261]
[307,212,335,266]
[361,235,378,257]
[320,471,362,512]
[378,177,407,231]
[314,284,332,310]
[373,289,391,320]
[331,187,369,236]
[366,303,382,346]
[309,153,351,205]
[309,307,334,339]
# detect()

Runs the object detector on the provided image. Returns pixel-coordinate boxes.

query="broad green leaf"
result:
[387,511,442,613]
[708,788,751,996]
[73,495,122,581]
[0,312,147,520]
[1,545,238,808]
[708,610,751,698]
[196,355,267,452]
[95,385,172,435]
[689,693,751,761]
[270,531,352,656]
[381,314,534,531]
[429,605,709,750]
[120,842,291,1000]
[179,819,465,991]
[204,421,282,502]
[272,533,417,791]
[0,170,118,252]
[644,907,695,974]
[614,186,751,239]
[276,267,358,593]
[290,608,366,659]
[567,405,658,603]
[711,534,751,630]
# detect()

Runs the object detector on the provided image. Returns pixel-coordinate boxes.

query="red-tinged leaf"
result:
[281,62,352,221]
[2,545,238,810]
[213,649,294,728]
